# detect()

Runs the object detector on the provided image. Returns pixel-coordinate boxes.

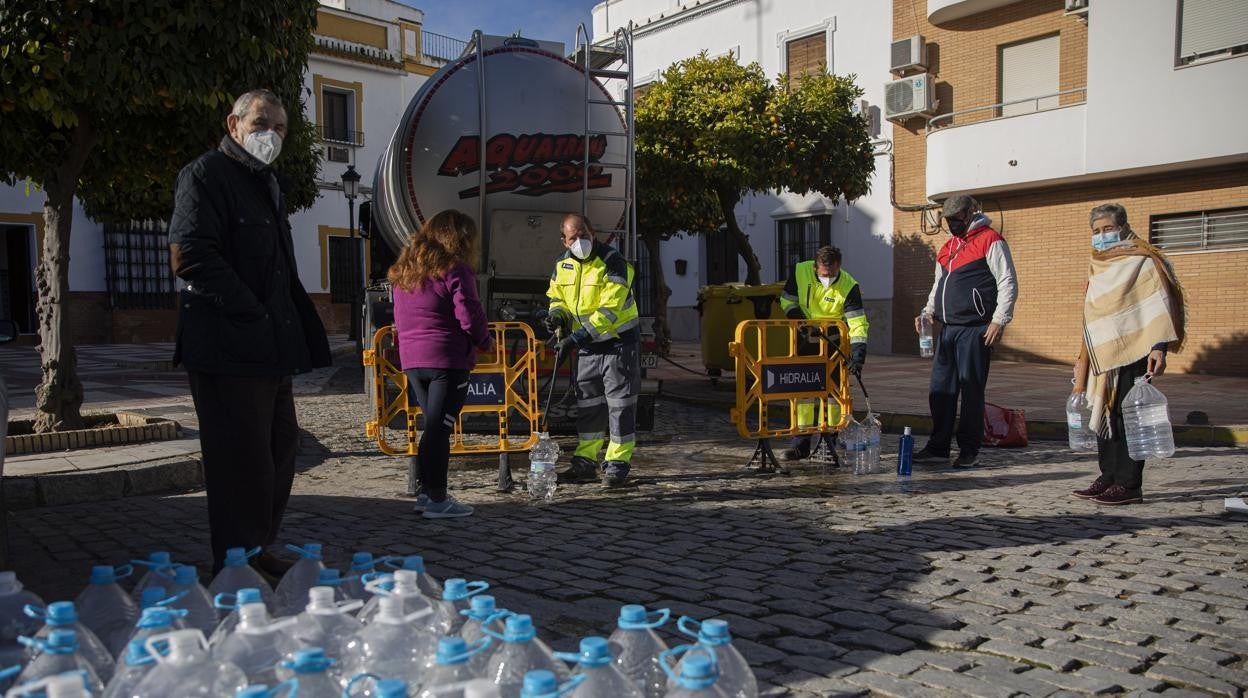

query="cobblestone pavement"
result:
[9,365,1248,697]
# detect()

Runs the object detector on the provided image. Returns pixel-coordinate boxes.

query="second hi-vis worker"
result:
[544,213,641,488]
[779,245,869,461]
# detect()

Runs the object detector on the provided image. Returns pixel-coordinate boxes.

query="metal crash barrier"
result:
[729,319,853,471]
[363,322,541,491]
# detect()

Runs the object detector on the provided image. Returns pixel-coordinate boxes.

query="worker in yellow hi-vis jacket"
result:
[778,245,869,461]
[543,213,640,488]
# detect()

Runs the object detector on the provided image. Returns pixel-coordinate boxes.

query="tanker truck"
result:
[362,26,659,446]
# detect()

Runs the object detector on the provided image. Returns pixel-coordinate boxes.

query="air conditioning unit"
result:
[890,35,927,74]
[884,74,935,122]
[851,99,880,138]
[326,145,350,163]
[1065,0,1089,14]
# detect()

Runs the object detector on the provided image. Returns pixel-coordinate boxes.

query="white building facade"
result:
[594,0,895,352]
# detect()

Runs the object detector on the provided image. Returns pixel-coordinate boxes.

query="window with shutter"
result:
[999,34,1060,117]
[1150,208,1248,252]
[775,216,831,279]
[785,32,827,85]
[322,89,351,143]
[1176,0,1248,65]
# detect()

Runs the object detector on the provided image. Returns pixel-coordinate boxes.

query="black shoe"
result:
[952,452,980,469]
[557,456,599,484]
[913,447,948,464]
[602,460,630,487]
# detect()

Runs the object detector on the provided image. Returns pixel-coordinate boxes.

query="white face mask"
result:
[569,238,593,260]
[243,129,282,165]
[818,275,834,289]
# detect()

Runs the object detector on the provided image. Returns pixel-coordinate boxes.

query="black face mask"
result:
[947,217,969,237]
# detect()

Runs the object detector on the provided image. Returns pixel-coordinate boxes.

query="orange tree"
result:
[0,0,320,431]
[636,52,874,293]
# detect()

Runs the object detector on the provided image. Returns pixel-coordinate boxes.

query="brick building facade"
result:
[890,0,1248,376]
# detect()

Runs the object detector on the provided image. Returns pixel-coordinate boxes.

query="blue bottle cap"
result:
[46,629,78,654]
[442,578,467,600]
[436,636,469,665]
[139,586,168,609]
[237,588,262,605]
[574,637,612,667]
[174,565,198,586]
[88,565,115,585]
[350,552,374,570]
[699,619,731,645]
[374,679,408,698]
[317,568,342,585]
[400,555,426,572]
[521,670,558,697]
[619,605,647,625]
[503,614,536,643]
[286,648,333,673]
[137,607,178,628]
[150,552,171,564]
[45,601,77,626]
[469,595,496,616]
[678,654,719,690]
[223,547,259,568]
[124,638,150,665]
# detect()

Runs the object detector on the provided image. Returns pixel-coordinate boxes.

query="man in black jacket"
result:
[169,89,331,577]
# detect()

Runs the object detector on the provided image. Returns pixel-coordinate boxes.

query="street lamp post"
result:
[341,165,363,344]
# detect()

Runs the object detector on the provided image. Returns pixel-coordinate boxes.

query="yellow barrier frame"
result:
[729,319,853,441]
[363,322,541,456]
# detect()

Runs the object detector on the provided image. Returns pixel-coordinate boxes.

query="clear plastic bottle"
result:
[129,552,177,605]
[556,636,640,698]
[208,548,275,615]
[341,675,411,698]
[277,647,340,698]
[660,645,729,698]
[863,413,882,474]
[417,637,491,697]
[519,670,584,698]
[1066,392,1097,452]
[918,313,934,359]
[1122,376,1175,460]
[528,432,560,503]
[132,629,247,697]
[272,544,327,617]
[0,571,46,671]
[607,605,669,698]
[210,602,298,686]
[137,585,182,612]
[102,637,160,698]
[24,601,116,682]
[358,570,436,626]
[209,588,263,648]
[235,683,298,698]
[118,607,188,663]
[432,580,490,636]
[383,555,443,600]
[285,586,364,664]
[168,565,217,637]
[342,553,382,602]
[669,618,756,698]
[75,564,139,658]
[14,629,105,695]
[483,614,568,698]
[7,670,95,698]
[461,595,507,674]
[338,595,438,692]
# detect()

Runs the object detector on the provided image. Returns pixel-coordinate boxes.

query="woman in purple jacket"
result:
[389,209,494,518]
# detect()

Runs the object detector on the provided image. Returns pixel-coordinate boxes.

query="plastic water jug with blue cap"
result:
[101,635,168,698]
[136,585,185,612]
[276,647,339,698]
[129,552,177,605]
[342,673,411,698]
[660,645,728,697]
[131,628,247,697]
[23,602,115,682]
[168,565,217,636]
[342,553,383,602]
[6,669,94,698]
[74,565,138,657]
[209,588,262,647]
[285,586,363,665]
[118,606,187,663]
[338,595,438,691]
[358,570,436,626]
[554,636,640,698]
[669,618,755,698]
[0,571,45,671]
[384,554,443,599]
[14,629,105,695]
[208,547,275,614]
[461,595,507,673]
[272,544,327,617]
[417,637,490,697]
[482,614,567,698]
[607,605,670,698]
[210,602,298,686]
[518,669,584,698]
[432,580,490,636]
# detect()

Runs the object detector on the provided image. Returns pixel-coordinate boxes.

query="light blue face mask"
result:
[1091,230,1121,251]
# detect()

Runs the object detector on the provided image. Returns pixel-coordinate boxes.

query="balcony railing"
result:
[316,125,365,147]
[421,30,467,64]
[927,87,1087,133]
[313,36,403,68]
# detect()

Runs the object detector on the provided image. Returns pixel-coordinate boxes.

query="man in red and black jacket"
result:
[914,194,1018,469]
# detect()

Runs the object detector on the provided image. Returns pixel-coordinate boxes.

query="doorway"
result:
[1,224,36,334]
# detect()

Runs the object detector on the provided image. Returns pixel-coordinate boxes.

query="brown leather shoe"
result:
[1092,485,1143,505]
[1072,476,1113,499]
[254,551,295,578]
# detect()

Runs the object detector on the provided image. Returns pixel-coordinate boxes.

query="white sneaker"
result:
[422,496,474,519]
[411,493,430,513]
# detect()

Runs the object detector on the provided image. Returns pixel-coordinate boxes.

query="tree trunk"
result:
[717,186,762,285]
[33,120,95,433]
[640,231,672,356]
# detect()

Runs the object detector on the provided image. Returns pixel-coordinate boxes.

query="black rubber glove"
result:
[849,343,867,377]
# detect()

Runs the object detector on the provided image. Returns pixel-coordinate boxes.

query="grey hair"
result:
[1089,203,1129,230]
[231,89,284,118]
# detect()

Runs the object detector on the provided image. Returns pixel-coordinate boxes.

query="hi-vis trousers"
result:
[574,340,641,464]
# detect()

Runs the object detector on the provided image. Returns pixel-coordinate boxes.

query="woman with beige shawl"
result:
[1071,204,1185,505]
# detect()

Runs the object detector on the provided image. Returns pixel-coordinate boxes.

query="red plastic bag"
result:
[983,403,1028,447]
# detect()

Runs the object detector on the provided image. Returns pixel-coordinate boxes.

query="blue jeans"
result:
[926,324,992,457]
